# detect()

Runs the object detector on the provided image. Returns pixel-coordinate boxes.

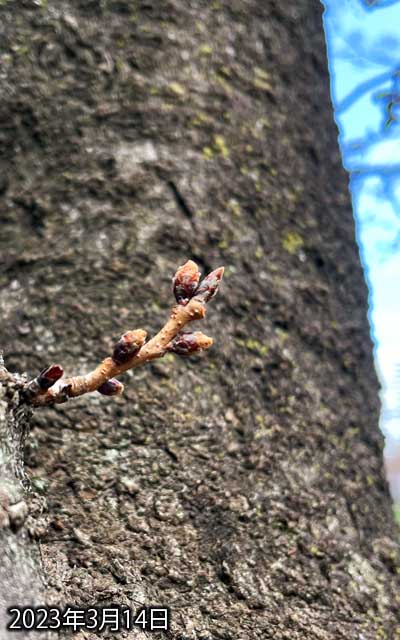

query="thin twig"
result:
[23,261,224,407]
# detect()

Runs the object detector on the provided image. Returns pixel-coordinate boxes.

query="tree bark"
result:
[0,366,55,639]
[0,1,399,639]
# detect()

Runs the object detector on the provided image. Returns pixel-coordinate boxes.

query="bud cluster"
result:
[173,261,224,306]
[24,259,224,407]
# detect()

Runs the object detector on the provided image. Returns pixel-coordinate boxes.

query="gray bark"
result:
[0,1,399,639]
[0,363,54,639]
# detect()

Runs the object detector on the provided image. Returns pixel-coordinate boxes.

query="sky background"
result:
[322,0,400,446]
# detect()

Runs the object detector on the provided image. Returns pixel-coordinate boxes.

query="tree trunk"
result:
[0,1,399,639]
[0,364,56,639]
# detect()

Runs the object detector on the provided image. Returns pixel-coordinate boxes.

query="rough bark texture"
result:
[0,1,399,639]
[0,365,56,639]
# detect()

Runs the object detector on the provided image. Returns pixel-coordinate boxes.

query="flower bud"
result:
[195,267,224,303]
[37,364,64,390]
[112,329,147,364]
[168,331,213,356]
[172,260,201,305]
[97,378,124,396]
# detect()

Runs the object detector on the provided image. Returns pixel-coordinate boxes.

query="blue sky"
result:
[322,0,400,441]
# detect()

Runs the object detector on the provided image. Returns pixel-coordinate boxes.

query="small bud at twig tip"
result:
[195,267,224,303]
[173,260,201,305]
[37,364,64,390]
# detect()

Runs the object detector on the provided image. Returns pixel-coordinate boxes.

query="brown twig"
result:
[23,261,224,407]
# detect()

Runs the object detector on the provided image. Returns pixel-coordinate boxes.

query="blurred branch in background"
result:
[323,0,400,514]
[362,0,400,8]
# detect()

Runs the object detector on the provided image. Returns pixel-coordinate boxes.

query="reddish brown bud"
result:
[168,331,213,356]
[173,260,201,305]
[37,364,64,390]
[195,267,224,303]
[196,267,224,302]
[97,378,124,396]
[112,329,147,364]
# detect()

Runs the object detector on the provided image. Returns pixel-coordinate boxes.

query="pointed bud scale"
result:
[173,260,201,305]
[195,267,224,303]
[37,364,64,390]
[168,331,213,356]
[97,378,124,396]
[112,329,147,364]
